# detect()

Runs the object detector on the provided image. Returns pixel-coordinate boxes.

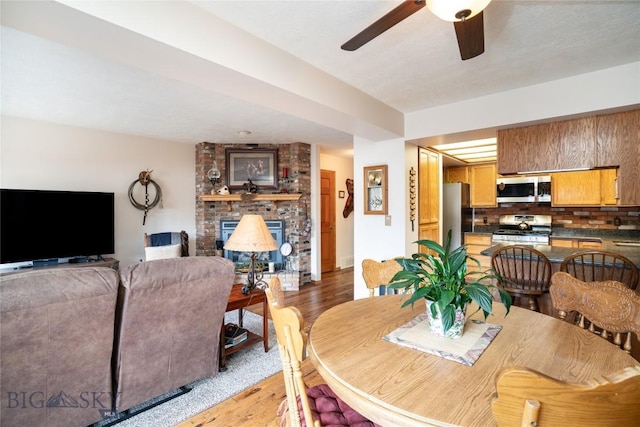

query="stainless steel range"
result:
[492,214,552,245]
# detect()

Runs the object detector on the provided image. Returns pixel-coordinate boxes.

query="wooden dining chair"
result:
[361,258,402,297]
[265,277,380,427]
[550,271,640,353]
[559,250,639,290]
[491,365,640,426]
[490,245,552,311]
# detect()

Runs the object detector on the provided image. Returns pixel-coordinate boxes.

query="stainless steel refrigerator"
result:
[442,183,472,249]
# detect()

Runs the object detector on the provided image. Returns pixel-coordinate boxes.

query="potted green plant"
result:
[389,229,512,338]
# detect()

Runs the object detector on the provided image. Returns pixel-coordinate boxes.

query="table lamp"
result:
[223,214,278,294]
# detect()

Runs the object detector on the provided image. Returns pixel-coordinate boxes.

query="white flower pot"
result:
[425,300,466,339]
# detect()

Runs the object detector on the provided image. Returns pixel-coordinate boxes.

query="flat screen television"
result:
[0,189,115,265]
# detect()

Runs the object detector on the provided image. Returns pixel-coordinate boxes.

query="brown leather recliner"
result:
[113,256,235,412]
[0,267,120,427]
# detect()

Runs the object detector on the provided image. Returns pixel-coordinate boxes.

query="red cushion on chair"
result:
[299,384,380,427]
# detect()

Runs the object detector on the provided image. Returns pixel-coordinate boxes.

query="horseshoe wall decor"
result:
[128,170,162,225]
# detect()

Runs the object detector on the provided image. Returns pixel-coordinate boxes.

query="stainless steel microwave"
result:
[496,176,551,203]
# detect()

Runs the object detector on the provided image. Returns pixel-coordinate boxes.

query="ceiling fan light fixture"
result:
[426,0,491,22]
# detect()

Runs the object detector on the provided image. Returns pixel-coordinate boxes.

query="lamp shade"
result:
[223,215,278,253]
[426,0,491,21]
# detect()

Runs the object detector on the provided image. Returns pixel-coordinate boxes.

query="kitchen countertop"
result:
[480,240,640,269]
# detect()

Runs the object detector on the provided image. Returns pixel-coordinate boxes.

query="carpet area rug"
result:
[98,311,280,427]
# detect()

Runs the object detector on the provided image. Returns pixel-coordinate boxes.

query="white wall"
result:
[353,137,408,299]
[320,152,354,270]
[405,62,640,140]
[1,116,196,267]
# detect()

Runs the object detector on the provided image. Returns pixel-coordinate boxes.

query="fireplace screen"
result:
[220,219,285,269]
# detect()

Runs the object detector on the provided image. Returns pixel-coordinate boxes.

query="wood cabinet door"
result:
[550,238,575,248]
[498,117,596,174]
[546,117,596,170]
[464,234,492,274]
[577,240,603,249]
[600,168,618,205]
[596,109,640,205]
[419,223,439,243]
[445,166,469,183]
[419,149,440,224]
[552,170,602,206]
[497,128,529,175]
[470,164,497,207]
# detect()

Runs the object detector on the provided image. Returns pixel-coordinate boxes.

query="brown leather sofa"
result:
[113,256,234,412]
[1,267,120,427]
[1,256,235,426]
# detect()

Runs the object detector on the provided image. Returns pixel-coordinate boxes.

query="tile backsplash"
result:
[473,203,640,237]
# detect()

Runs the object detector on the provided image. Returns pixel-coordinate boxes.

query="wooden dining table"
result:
[307,295,639,427]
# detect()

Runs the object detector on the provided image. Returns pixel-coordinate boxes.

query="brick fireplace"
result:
[195,142,312,285]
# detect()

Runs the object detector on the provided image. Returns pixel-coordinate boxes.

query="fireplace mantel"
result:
[202,193,302,211]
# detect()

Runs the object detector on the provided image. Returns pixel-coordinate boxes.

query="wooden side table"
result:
[219,284,269,371]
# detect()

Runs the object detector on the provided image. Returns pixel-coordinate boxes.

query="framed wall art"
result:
[363,164,387,215]
[225,148,278,190]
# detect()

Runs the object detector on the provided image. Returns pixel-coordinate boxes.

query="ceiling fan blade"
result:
[453,11,485,60]
[341,0,425,51]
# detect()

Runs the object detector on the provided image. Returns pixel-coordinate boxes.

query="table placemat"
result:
[383,313,502,366]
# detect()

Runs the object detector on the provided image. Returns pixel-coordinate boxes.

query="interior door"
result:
[320,170,336,273]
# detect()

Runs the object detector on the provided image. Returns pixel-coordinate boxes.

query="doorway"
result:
[320,170,336,273]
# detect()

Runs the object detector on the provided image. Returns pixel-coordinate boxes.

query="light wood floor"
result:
[177,267,355,427]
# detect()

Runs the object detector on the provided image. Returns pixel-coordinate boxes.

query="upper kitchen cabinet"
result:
[551,169,617,206]
[444,166,469,184]
[497,117,596,175]
[470,164,498,207]
[596,109,640,205]
[444,164,497,207]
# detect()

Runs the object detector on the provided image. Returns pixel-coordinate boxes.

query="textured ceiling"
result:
[1,0,639,157]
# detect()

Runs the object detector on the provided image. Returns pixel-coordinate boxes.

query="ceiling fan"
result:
[341,0,490,60]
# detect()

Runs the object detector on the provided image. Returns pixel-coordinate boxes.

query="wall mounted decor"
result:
[128,169,162,225]
[363,165,387,215]
[409,166,417,231]
[343,178,354,218]
[207,160,221,194]
[225,148,278,190]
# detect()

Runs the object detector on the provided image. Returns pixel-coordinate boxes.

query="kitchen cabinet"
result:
[444,166,469,183]
[419,223,439,247]
[579,240,604,249]
[419,148,440,241]
[550,237,603,249]
[469,164,498,207]
[596,109,640,205]
[600,168,618,205]
[445,163,497,207]
[497,117,596,175]
[549,238,573,248]
[551,169,618,206]
[464,234,493,276]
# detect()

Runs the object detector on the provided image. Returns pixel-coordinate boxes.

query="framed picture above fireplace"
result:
[225,148,278,190]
